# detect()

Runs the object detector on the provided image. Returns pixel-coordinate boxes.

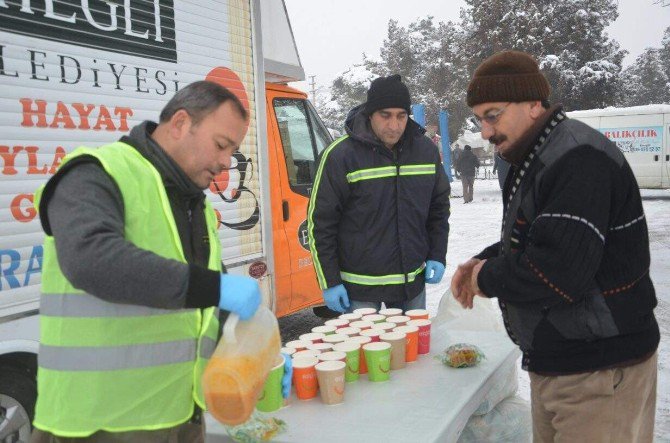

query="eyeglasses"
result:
[473,103,511,127]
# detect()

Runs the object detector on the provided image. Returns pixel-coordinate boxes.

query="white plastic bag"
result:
[458,395,532,443]
[432,289,505,332]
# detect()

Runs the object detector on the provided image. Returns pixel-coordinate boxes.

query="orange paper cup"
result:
[394,325,419,362]
[292,356,319,400]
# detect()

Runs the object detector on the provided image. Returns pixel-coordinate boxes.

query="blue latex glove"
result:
[322,284,350,313]
[425,260,446,284]
[218,274,261,320]
[281,353,293,399]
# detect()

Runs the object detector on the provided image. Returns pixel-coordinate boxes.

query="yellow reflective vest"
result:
[33,142,221,437]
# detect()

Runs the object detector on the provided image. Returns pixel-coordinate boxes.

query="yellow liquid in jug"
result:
[204,331,281,425]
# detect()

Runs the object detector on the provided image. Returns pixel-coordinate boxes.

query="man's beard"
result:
[489,135,507,146]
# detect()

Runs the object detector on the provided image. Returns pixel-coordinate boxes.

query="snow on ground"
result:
[424,173,670,442]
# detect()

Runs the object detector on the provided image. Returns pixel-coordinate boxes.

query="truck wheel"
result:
[0,367,35,443]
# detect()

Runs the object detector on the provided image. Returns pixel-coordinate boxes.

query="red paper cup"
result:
[407,319,431,354]
[359,328,383,343]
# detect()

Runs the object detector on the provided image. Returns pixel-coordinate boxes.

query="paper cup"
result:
[346,336,372,375]
[405,309,429,320]
[362,314,386,324]
[339,312,363,322]
[353,307,377,316]
[333,341,361,382]
[292,349,321,359]
[284,340,310,352]
[312,325,337,335]
[315,360,346,405]
[299,332,326,344]
[386,315,411,327]
[306,342,333,353]
[394,325,419,362]
[380,332,407,370]
[407,319,432,354]
[325,318,350,329]
[359,328,383,343]
[349,320,374,330]
[363,342,392,382]
[317,351,347,363]
[322,334,349,345]
[256,354,285,412]
[337,326,361,337]
[280,347,296,357]
[379,308,403,317]
[292,356,319,400]
[371,322,396,332]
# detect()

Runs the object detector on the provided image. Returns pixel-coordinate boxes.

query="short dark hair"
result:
[159,80,248,124]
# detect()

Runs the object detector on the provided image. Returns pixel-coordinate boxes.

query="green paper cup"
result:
[333,341,361,382]
[363,342,392,382]
[256,354,285,412]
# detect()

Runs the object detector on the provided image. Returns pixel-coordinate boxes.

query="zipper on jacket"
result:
[393,148,408,289]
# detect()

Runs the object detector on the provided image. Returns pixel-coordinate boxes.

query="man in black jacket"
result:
[457,145,480,203]
[451,51,659,442]
[308,75,450,313]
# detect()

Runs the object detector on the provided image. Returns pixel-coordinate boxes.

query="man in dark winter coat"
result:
[457,145,480,203]
[492,148,510,191]
[451,51,659,442]
[308,75,451,313]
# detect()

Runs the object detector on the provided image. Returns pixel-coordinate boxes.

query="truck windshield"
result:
[273,98,332,195]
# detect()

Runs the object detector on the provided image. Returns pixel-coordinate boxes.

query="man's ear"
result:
[169,109,192,140]
[529,101,545,120]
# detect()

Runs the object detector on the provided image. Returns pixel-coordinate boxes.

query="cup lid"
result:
[349,320,374,329]
[360,329,383,337]
[393,325,419,333]
[346,335,372,344]
[362,314,386,322]
[292,355,319,367]
[318,351,347,361]
[339,312,363,321]
[293,350,321,359]
[371,322,396,330]
[337,327,361,336]
[380,331,405,341]
[353,307,377,316]
[306,342,333,351]
[315,360,346,371]
[299,332,326,342]
[325,318,349,327]
[322,334,349,344]
[312,325,337,334]
[407,319,432,327]
[386,315,411,323]
[405,309,429,316]
[285,340,310,349]
[280,347,296,355]
[362,341,391,351]
[333,341,360,352]
[378,308,403,316]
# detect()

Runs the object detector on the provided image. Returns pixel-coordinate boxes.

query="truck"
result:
[568,104,670,189]
[0,1,329,440]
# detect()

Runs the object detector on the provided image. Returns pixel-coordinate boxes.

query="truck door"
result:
[266,86,332,315]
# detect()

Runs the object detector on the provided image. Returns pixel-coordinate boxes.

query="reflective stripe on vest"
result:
[33,143,221,437]
[340,263,426,286]
[346,164,435,183]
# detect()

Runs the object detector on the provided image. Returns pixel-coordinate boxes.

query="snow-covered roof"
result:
[568,104,670,118]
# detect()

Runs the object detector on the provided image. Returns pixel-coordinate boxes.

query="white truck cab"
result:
[568,105,670,189]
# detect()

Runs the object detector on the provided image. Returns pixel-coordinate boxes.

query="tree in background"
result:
[619,26,670,106]
[315,0,664,141]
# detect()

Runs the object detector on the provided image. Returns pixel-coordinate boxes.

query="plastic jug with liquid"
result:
[203,306,281,425]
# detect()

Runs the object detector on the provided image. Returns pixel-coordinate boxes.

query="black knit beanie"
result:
[364,74,411,115]
[467,51,551,107]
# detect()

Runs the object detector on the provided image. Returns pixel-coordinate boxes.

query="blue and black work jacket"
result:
[308,105,450,303]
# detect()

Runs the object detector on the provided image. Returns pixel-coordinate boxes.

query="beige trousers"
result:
[30,420,205,443]
[530,352,657,443]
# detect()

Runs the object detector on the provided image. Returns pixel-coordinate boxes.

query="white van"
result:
[568,105,670,189]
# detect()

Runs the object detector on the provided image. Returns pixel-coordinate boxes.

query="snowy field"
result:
[424,172,670,442]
